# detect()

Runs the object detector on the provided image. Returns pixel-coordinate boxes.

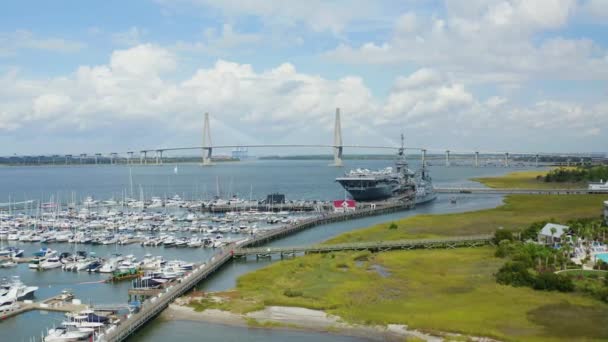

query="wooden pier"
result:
[434,187,594,195]
[232,234,494,258]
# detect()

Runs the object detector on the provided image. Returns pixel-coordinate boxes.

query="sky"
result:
[0,0,607,156]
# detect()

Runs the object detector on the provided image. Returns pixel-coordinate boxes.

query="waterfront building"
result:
[333,200,356,213]
[537,223,569,245]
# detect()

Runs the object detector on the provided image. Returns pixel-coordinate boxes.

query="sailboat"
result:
[173,165,178,175]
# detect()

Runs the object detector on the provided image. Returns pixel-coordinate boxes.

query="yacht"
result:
[147,197,164,208]
[98,255,124,273]
[40,256,63,270]
[0,286,19,312]
[0,276,38,299]
[44,326,93,342]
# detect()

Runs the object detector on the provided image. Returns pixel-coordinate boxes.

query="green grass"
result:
[472,169,584,189]
[325,195,606,243]
[217,248,608,341]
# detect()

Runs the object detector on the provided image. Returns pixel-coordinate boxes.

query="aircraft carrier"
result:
[335,135,436,205]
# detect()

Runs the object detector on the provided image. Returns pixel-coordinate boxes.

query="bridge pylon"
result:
[202,112,213,166]
[330,107,343,167]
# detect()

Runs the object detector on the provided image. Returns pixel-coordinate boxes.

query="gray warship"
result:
[335,135,436,204]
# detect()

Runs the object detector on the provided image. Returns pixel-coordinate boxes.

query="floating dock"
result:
[0,292,87,320]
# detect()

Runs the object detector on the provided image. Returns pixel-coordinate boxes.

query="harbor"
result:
[0,160,515,341]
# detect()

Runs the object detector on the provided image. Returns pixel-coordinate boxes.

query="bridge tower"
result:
[421,149,427,168]
[535,154,539,167]
[504,152,510,167]
[202,112,213,166]
[141,151,147,165]
[330,107,343,167]
[445,150,451,167]
[474,151,479,168]
[127,151,134,165]
[156,150,164,165]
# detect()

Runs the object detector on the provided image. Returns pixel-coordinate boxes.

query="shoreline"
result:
[161,303,445,342]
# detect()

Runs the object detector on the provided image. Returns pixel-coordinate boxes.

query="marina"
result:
[0,161,524,341]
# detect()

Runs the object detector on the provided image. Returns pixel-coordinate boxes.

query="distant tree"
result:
[494,229,514,244]
[532,272,574,292]
[496,261,535,287]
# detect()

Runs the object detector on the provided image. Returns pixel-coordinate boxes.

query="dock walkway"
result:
[0,293,87,320]
[232,234,494,257]
[434,187,593,195]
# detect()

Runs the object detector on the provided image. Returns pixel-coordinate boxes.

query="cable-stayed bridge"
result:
[1,109,605,167]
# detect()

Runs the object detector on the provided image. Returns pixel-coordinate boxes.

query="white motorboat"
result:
[40,256,63,270]
[44,326,92,342]
[98,255,124,273]
[0,276,38,299]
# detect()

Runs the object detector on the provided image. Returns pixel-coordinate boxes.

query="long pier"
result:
[434,187,595,195]
[232,234,494,258]
[100,200,413,341]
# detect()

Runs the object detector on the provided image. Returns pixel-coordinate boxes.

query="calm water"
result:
[0,159,523,341]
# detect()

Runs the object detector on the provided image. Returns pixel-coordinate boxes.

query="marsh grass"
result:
[220,248,608,341]
[472,169,584,189]
[325,195,605,243]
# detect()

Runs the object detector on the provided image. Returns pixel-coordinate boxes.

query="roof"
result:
[333,200,356,208]
[539,223,569,238]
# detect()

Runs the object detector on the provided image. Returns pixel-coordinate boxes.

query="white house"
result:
[538,223,569,245]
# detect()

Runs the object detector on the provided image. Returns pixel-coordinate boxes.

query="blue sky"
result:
[0,0,607,155]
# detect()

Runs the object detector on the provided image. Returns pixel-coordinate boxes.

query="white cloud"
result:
[0,30,84,56]
[324,0,608,84]
[0,45,606,153]
[109,44,176,76]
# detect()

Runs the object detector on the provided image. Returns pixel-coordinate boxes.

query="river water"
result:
[0,159,523,341]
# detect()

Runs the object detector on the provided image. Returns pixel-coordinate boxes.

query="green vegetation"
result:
[186,171,608,341]
[544,166,608,183]
[199,248,608,341]
[472,169,583,189]
[494,220,608,304]
[326,195,605,243]
[493,237,575,292]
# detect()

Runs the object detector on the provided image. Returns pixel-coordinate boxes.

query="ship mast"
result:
[396,133,407,173]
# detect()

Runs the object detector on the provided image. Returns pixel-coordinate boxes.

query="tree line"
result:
[540,166,608,183]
